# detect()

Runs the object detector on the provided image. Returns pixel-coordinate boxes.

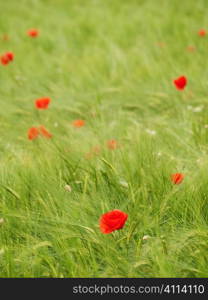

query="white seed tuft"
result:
[64,185,72,192]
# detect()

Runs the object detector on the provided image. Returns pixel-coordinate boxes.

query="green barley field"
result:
[0,0,208,278]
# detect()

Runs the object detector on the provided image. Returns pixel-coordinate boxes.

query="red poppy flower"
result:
[72,119,85,128]
[35,97,51,109]
[187,46,195,52]
[157,42,166,48]
[107,139,117,150]
[28,127,39,140]
[171,173,184,184]
[99,209,128,234]
[5,52,14,61]
[173,76,187,90]
[2,34,9,41]
[39,126,52,138]
[85,146,101,159]
[1,55,9,65]
[92,145,101,154]
[27,29,39,37]
[198,29,206,36]
[1,52,14,65]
